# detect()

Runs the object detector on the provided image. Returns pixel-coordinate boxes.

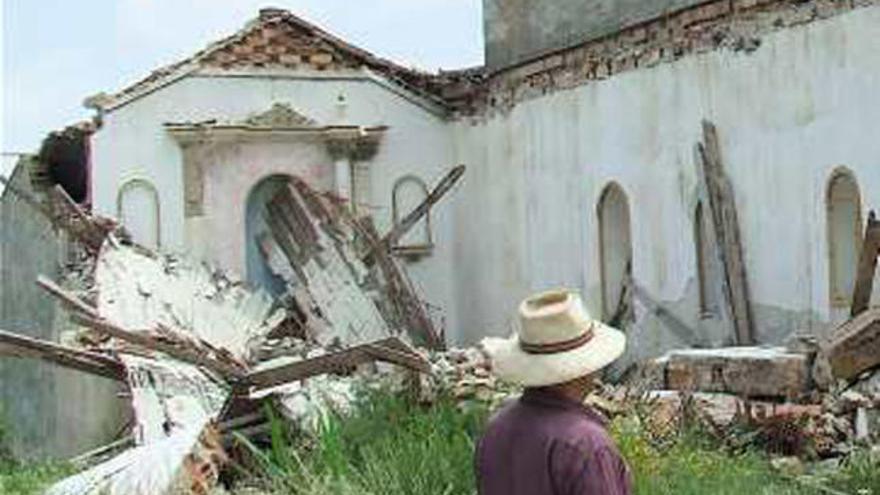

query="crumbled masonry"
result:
[1,172,449,494]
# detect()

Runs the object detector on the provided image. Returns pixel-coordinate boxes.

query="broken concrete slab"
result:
[820,307,880,382]
[661,346,810,399]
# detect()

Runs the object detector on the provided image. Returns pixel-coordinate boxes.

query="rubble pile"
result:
[418,346,516,409]
[0,167,467,495]
[608,334,880,460]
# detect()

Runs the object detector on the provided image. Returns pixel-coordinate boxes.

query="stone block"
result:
[820,308,880,382]
[664,347,810,399]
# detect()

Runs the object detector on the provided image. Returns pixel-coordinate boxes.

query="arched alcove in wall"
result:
[392,175,432,253]
[117,178,160,249]
[245,174,292,296]
[826,168,862,310]
[597,182,633,321]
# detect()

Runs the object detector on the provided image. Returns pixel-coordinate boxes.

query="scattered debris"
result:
[4,159,880,490]
[0,167,464,494]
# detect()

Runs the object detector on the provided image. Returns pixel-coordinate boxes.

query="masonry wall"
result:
[454,7,880,364]
[90,69,461,339]
[483,0,705,69]
[0,159,124,459]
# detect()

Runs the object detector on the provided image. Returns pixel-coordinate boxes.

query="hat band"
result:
[519,325,594,355]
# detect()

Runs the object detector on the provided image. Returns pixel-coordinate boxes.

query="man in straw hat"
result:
[476,289,632,495]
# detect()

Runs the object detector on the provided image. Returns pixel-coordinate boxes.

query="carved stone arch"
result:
[117,178,160,248]
[597,181,632,321]
[826,167,862,309]
[392,174,433,255]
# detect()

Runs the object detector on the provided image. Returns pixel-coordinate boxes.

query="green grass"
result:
[235,390,880,495]
[4,390,877,495]
[0,408,75,495]
[0,461,75,495]
[236,392,488,495]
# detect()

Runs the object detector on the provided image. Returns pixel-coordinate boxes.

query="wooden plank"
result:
[242,337,430,393]
[36,275,247,381]
[362,341,431,373]
[0,328,125,381]
[697,121,755,345]
[36,275,101,318]
[851,210,880,317]
[73,314,246,382]
[358,217,442,349]
[48,185,118,251]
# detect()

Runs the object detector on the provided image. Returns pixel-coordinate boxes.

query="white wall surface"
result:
[452,7,880,362]
[91,68,460,340]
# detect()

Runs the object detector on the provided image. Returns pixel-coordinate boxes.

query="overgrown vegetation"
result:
[0,410,74,495]
[235,389,880,495]
[3,391,878,494]
[235,392,488,495]
[0,462,75,495]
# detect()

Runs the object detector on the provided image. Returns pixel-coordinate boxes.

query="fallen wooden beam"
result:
[52,184,120,248]
[361,164,465,264]
[241,337,430,394]
[0,328,125,381]
[36,275,247,382]
[358,216,442,349]
[697,121,755,345]
[851,210,880,317]
[362,341,430,372]
[36,275,101,318]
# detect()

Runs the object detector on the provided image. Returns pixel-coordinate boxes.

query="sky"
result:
[0,0,484,163]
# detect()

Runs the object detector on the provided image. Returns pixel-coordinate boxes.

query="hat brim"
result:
[481,322,626,387]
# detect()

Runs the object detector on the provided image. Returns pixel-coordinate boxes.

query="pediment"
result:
[242,103,317,128]
[200,13,365,72]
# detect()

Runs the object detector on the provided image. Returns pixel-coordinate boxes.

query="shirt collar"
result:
[520,388,608,425]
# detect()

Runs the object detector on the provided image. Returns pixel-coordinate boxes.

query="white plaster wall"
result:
[193,137,333,275]
[91,70,460,339]
[453,7,880,360]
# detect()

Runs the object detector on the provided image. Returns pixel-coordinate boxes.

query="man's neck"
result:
[536,377,592,404]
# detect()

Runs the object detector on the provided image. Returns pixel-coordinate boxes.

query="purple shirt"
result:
[476,388,632,495]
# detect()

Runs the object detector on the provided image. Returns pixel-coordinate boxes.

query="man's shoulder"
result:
[545,406,617,454]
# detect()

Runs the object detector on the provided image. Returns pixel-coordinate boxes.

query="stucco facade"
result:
[91,67,459,336]
[453,5,880,365]
[89,3,880,365]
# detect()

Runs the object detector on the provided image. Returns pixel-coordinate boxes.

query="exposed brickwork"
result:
[474,0,879,116]
[101,1,876,117]
[103,8,453,112]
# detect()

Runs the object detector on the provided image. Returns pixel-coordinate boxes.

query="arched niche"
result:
[392,175,433,256]
[597,182,633,321]
[117,178,160,248]
[826,168,862,310]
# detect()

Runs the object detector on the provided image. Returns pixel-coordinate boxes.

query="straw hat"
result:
[481,289,626,387]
